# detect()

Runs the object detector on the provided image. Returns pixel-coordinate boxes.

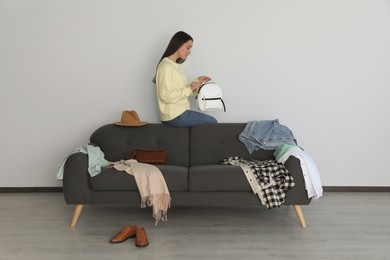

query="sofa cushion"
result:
[190,123,275,166]
[189,165,252,192]
[90,124,190,166]
[90,165,188,192]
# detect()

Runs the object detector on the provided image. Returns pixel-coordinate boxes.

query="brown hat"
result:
[114,110,148,126]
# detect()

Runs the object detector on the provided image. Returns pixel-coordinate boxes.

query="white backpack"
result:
[195,82,226,112]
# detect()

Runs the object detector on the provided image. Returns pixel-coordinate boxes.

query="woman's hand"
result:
[190,81,202,91]
[190,76,212,92]
[198,76,212,84]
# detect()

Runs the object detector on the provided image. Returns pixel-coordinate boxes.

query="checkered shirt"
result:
[222,156,295,208]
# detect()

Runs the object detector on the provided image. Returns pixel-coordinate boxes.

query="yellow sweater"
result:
[156,57,196,121]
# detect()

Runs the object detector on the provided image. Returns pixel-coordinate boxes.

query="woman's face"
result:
[177,40,193,61]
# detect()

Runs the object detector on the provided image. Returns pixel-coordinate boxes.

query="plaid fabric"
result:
[222,156,295,208]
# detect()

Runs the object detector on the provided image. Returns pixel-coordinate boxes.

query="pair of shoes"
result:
[110,225,149,247]
[110,225,137,243]
[135,226,149,247]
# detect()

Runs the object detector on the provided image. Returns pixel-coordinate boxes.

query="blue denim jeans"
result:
[162,110,218,128]
[238,119,297,153]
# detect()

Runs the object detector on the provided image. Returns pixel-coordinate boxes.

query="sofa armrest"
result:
[63,152,92,205]
[284,156,312,205]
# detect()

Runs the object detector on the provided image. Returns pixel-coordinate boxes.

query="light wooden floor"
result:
[0,192,389,260]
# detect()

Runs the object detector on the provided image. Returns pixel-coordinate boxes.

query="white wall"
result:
[1,0,389,187]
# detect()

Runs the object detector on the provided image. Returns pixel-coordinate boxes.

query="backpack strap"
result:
[195,81,211,99]
[221,98,226,112]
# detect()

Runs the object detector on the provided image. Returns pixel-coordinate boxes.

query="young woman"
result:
[153,31,218,128]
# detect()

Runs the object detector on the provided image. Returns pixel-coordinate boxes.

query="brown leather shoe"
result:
[110,225,137,243]
[135,226,149,247]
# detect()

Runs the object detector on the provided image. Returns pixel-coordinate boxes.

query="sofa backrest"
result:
[189,123,275,165]
[90,124,190,166]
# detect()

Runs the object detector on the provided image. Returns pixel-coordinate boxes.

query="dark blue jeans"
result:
[162,110,218,128]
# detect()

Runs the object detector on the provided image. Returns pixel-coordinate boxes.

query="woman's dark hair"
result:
[153,31,193,83]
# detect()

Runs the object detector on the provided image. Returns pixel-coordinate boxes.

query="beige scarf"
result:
[112,159,171,225]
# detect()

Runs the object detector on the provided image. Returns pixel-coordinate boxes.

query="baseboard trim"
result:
[0,186,389,193]
[0,187,63,193]
[322,186,390,192]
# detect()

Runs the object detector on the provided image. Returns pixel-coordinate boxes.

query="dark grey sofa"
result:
[63,123,311,228]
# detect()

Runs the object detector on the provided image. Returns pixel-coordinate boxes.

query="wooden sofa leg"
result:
[70,204,84,227]
[293,205,307,228]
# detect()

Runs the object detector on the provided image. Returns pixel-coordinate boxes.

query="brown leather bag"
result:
[124,149,167,165]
